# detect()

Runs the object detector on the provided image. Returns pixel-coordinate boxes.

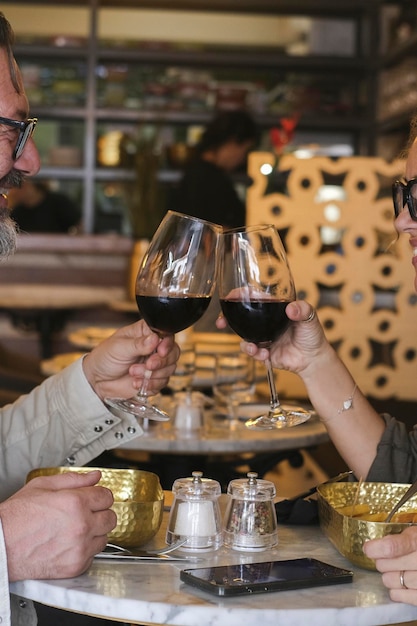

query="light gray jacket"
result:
[0,358,143,626]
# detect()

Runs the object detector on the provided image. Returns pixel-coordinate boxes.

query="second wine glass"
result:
[218,224,311,429]
[105,211,221,421]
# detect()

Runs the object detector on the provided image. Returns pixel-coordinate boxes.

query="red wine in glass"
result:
[219,299,291,346]
[219,225,311,429]
[136,295,211,336]
[105,211,221,422]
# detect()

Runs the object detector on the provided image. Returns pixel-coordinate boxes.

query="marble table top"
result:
[118,406,329,455]
[11,516,417,626]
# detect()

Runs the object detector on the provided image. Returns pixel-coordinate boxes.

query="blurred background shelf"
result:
[6,1,416,236]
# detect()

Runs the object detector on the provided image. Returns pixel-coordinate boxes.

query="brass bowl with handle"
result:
[317,481,416,570]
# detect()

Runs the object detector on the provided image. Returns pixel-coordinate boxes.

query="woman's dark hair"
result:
[401,114,417,158]
[0,12,19,93]
[196,110,258,154]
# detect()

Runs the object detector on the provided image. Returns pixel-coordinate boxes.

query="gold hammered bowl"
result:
[317,481,417,570]
[26,467,164,547]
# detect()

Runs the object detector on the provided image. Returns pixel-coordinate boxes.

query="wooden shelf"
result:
[11,0,381,17]
[37,167,87,179]
[97,46,365,72]
[14,44,88,59]
[15,40,366,72]
[28,106,88,120]
[28,106,364,130]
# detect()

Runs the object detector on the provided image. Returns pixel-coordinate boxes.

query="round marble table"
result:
[118,405,328,455]
[11,517,417,626]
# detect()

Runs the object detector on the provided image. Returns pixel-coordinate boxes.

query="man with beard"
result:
[0,12,179,626]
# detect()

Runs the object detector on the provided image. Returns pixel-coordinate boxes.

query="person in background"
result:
[218,114,417,606]
[0,12,178,626]
[9,178,81,233]
[173,109,258,333]
[174,109,258,229]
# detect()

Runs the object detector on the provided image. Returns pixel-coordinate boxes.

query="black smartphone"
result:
[180,558,353,597]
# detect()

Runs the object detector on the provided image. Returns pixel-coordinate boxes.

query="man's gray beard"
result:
[0,207,17,259]
[0,169,24,259]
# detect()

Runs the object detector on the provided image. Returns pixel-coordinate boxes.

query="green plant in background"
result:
[123,125,167,239]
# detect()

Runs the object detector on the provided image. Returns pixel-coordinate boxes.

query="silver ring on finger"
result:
[400,570,408,589]
[305,308,316,323]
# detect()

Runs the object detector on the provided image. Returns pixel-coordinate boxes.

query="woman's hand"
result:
[364,527,417,605]
[82,319,179,401]
[217,300,330,378]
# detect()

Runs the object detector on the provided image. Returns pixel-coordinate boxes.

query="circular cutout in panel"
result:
[349,345,362,360]
[316,307,345,344]
[338,338,372,374]
[367,364,397,398]
[404,348,416,362]
[369,311,399,343]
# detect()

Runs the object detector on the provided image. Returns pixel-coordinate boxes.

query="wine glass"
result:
[213,351,255,422]
[168,345,196,396]
[218,224,311,429]
[105,211,221,421]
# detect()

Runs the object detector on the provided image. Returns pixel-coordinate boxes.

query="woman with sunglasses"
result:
[216,115,417,604]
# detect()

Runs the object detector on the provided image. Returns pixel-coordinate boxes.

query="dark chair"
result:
[0,342,45,405]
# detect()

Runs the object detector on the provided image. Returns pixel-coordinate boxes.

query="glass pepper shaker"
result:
[166,471,223,552]
[223,472,278,551]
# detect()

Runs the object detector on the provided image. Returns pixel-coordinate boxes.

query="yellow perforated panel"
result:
[246,153,417,400]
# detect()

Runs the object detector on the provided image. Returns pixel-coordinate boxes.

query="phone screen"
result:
[180,558,353,597]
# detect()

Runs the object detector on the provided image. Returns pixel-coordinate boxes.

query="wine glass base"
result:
[245,407,311,430]
[104,397,170,422]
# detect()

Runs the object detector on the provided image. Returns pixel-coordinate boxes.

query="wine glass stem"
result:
[265,358,281,411]
[136,342,161,400]
[137,368,152,400]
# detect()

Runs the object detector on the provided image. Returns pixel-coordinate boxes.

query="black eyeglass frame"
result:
[0,115,37,160]
[392,177,417,222]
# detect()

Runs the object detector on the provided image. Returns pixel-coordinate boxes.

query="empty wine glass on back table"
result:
[213,351,255,422]
[105,211,221,421]
[219,224,311,429]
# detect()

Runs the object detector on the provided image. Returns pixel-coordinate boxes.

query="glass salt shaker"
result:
[173,391,204,434]
[223,471,278,551]
[166,471,223,552]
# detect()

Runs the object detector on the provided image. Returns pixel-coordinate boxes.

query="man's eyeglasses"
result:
[0,116,37,160]
[392,177,417,222]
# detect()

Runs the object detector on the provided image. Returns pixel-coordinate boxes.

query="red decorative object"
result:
[269,114,300,155]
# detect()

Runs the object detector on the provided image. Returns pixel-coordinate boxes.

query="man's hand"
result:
[0,470,116,581]
[82,319,179,401]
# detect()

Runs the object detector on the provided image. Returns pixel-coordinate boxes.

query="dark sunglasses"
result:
[392,177,417,222]
[0,116,37,160]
